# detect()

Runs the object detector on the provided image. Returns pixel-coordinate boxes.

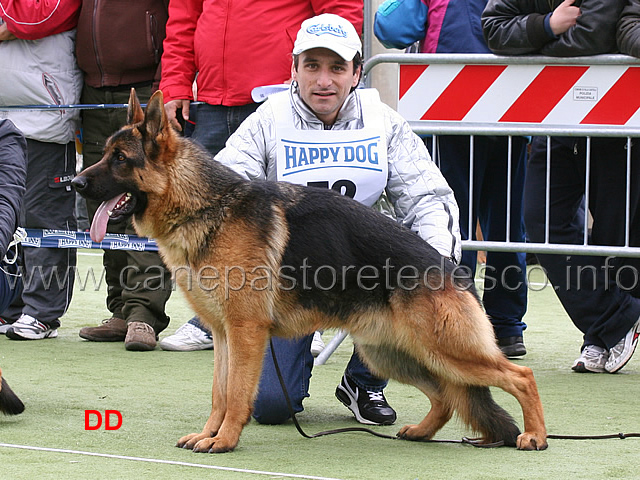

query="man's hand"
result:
[549,0,580,36]
[0,22,17,41]
[164,99,191,131]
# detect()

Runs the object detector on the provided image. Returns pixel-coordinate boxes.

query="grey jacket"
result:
[482,0,626,56]
[618,0,640,57]
[215,86,462,262]
[0,30,82,143]
[0,120,27,259]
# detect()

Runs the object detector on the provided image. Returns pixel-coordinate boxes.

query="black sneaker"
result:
[498,336,526,357]
[335,374,396,425]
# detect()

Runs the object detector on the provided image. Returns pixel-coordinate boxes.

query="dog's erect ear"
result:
[143,90,168,138]
[127,88,144,125]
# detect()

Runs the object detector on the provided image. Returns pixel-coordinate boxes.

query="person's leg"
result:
[479,136,528,348]
[584,138,640,372]
[334,347,396,425]
[120,217,171,334]
[6,140,76,339]
[525,137,640,372]
[344,348,387,390]
[436,135,527,353]
[0,259,22,317]
[80,85,128,327]
[79,85,171,349]
[252,335,314,424]
[433,135,479,272]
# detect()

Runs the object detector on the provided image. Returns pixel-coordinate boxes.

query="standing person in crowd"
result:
[158,0,364,359]
[196,13,461,426]
[618,0,640,57]
[0,119,27,416]
[0,1,82,340]
[0,119,27,319]
[374,0,529,357]
[74,0,172,351]
[482,0,640,373]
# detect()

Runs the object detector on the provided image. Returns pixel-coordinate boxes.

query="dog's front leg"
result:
[177,328,229,450]
[191,322,270,453]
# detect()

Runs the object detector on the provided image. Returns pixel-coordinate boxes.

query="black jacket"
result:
[0,120,27,259]
[482,0,626,56]
[618,0,640,57]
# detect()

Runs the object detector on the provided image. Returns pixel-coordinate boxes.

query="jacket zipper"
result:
[148,11,160,64]
[92,0,105,86]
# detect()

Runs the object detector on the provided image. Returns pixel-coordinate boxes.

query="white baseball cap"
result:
[292,14,362,61]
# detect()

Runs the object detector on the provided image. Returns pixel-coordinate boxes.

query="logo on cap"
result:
[306,23,348,38]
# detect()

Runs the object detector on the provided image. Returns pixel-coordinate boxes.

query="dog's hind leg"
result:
[355,344,452,442]
[434,353,546,450]
[488,359,547,450]
[177,327,229,450]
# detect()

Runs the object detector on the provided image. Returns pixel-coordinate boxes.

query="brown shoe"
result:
[125,321,157,351]
[79,317,127,342]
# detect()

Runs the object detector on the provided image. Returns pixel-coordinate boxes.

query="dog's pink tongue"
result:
[90,194,124,243]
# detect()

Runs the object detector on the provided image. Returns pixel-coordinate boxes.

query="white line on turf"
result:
[0,443,343,480]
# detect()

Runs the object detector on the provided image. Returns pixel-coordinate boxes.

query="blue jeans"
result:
[433,135,528,339]
[253,336,388,424]
[187,102,260,156]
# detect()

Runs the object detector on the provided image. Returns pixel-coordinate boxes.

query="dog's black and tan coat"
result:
[73,89,548,453]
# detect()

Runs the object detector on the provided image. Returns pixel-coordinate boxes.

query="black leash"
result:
[269,340,639,448]
[547,433,640,440]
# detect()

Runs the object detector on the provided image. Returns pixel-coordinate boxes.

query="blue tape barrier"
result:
[22,229,159,252]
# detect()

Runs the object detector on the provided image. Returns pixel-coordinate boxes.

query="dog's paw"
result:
[516,432,548,451]
[192,435,238,453]
[396,424,431,441]
[176,432,211,450]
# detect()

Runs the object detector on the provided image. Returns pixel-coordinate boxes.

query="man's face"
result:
[292,48,360,126]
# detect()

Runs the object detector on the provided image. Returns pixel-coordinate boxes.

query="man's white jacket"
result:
[215,86,462,263]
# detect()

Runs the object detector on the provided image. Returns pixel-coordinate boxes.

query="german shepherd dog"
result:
[0,367,25,415]
[72,89,547,453]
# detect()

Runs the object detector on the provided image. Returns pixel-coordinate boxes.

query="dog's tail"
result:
[445,384,520,447]
[0,376,25,415]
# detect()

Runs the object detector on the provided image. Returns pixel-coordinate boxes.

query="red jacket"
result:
[0,0,80,39]
[159,0,363,106]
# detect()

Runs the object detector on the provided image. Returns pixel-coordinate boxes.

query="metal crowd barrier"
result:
[364,53,640,258]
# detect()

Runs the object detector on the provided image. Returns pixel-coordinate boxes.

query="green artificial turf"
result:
[1,251,639,479]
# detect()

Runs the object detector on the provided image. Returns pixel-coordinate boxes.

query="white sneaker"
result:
[6,314,58,340]
[310,331,325,357]
[605,318,640,373]
[159,322,213,351]
[572,345,608,373]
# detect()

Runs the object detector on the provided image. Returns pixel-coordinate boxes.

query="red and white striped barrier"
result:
[398,63,640,126]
